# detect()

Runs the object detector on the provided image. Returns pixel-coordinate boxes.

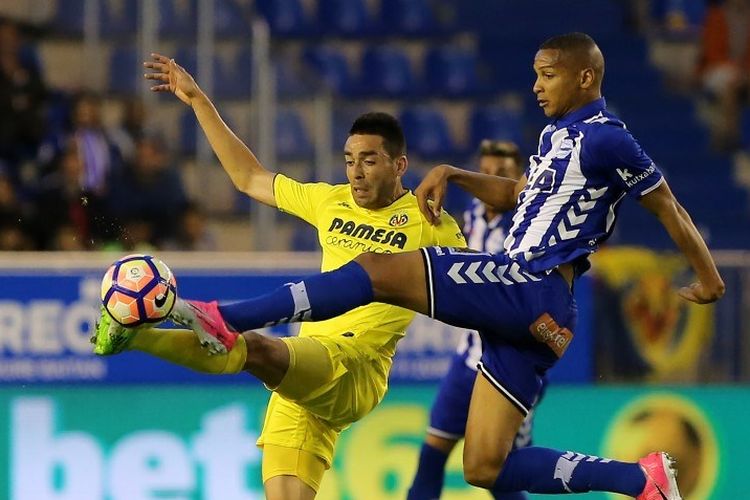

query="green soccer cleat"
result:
[91,307,139,355]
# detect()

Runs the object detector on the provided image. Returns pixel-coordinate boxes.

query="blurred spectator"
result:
[0,164,34,250]
[108,98,147,164]
[0,19,47,172]
[33,140,110,250]
[697,0,750,150]
[65,92,122,195]
[164,200,218,251]
[108,134,188,247]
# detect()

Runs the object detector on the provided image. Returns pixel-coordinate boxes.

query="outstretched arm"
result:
[144,53,276,207]
[415,164,524,224]
[639,181,725,304]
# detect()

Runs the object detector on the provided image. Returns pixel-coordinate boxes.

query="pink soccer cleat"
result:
[170,298,238,354]
[636,452,682,500]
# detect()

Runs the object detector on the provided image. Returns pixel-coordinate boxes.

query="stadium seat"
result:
[275,109,313,160]
[358,46,417,97]
[380,0,439,37]
[159,0,197,39]
[650,0,706,37]
[214,0,249,38]
[303,46,355,96]
[52,0,84,36]
[109,47,140,95]
[102,0,139,39]
[180,109,199,155]
[317,0,375,37]
[424,47,480,97]
[399,106,456,159]
[255,0,314,37]
[469,106,525,147]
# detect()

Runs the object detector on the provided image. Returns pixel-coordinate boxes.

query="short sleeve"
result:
[584,126,664,199]
[273,174,334,226]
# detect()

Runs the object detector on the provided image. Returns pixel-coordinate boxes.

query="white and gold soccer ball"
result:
[101,254,177,326]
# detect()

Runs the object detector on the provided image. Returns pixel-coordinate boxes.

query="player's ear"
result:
[396,155,408,177]
[580,67,595,89]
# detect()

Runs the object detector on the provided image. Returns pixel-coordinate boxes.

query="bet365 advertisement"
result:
[0,386,744,499]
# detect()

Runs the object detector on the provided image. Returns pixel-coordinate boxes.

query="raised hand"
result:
[415,164,453,225]
[143,52,201,106]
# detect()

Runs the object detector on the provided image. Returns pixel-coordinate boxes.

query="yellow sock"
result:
[128,328,247,374]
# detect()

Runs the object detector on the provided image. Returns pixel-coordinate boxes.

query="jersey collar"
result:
[551,97,606,129]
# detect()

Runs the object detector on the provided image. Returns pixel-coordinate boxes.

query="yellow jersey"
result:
[274,173,466,358]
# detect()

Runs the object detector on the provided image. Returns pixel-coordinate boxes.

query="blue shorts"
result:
[420,247,576,416]
[429,331,548,448]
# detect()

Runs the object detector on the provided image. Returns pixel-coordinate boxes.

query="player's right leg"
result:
[262,445,325,500]
[92,311,245,373]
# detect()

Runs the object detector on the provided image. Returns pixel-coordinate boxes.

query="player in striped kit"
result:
[143,33,724,498]
[408,140,538,499]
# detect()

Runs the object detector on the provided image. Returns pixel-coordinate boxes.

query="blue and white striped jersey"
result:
[462,198,513,254]
[504,98,663,275]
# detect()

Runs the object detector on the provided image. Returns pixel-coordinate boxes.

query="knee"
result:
[463,449,508,489]
[352,252,385,287]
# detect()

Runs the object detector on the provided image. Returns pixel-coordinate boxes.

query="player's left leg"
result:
[169,251,429,345]
[463,372,680,499]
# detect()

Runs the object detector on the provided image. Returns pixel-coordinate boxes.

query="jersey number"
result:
[530,167,556,193]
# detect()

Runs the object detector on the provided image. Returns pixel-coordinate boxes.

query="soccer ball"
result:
[101,254,177,326]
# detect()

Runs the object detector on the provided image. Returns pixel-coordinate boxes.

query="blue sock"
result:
[217,261,374,332]
[493,447,646,496]
[407,443,449,500]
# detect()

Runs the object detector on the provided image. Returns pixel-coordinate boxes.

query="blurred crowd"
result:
[0,17,213,252]
[2,1,750,251]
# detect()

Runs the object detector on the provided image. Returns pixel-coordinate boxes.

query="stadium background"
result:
[0,0,748,498]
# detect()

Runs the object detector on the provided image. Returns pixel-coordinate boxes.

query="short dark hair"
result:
[478,139,523,168]
[540,32,597,53]
[349,112,406,158]
[539,32,604,75]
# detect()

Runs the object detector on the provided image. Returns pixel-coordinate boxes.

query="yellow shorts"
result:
[257,334,389,469]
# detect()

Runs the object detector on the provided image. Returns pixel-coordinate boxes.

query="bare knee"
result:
[242,332,290,386]
[463,445,510,489]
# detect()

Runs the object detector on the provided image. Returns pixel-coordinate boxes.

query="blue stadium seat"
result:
[359,46,417,97]
[650,0,706,37]
[222,46,253,99]
[424,47,480,97]
[109,47,140,95]
[52,0,84,36]
[469,107,525,147]
[303,46,355,96]
[275,109,313,160]
[102,0,138,39]
[256,0,313,37]
[317,0,375,36]
[214,0,249,38]
[180,109,199,154]
[380,0,439,36]
[399,107,455,159]
[159,0,197,39]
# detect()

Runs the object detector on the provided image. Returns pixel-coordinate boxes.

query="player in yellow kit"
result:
[93,54,465,500]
